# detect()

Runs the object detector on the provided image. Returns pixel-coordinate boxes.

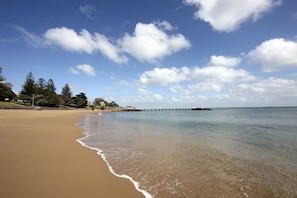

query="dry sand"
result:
[0,110,144,198]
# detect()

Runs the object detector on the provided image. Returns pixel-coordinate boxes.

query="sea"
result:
[77,107,297,198]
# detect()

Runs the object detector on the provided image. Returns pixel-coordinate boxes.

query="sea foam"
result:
[76,117,153,198]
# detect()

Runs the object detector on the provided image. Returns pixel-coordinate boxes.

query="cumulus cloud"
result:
[44,27,128,64]
[183,0,281,32]
[237,78,297,105]
[191,66,256,83]
[139,67,191,86]
[248,38,297,72]
[132,52,297,107]
[79,4,96,19]
[138,62,256,96]
[44,27,95,53]
[77,64,96,76]
[119,21,191,63]
[16,22,190,64]
[209,55,241,67]
[68,64,96,76]
[136,52,259,104]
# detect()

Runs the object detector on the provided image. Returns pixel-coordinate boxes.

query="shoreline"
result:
[0,110,144,198]
[76,135,153,198]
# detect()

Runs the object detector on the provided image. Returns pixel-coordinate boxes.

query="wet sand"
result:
[0,110,143,198]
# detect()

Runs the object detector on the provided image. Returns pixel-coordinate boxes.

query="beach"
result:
[0,110,143,198]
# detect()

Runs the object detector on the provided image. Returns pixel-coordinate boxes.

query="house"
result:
[126,106,136,110]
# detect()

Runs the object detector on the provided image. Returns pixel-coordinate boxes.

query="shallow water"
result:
[79,108,297,197]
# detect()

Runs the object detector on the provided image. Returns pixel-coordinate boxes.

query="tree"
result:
[61,83,72,105]
[0,67,17,101]
[93,97,120,109]
[109,101,119,107]
[72,92,88,108]
[46,79,56,92]
[20,72,36,97]
[35,78,46,94]
[44,79,59,107]
[0,67,6,82]
[93,97,107,106]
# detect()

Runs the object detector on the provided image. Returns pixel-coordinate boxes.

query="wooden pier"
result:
[119,106,212,112]
[140,107,212,111]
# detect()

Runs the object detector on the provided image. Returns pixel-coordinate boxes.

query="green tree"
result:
[35,78,46,94]
[46,79,56,92]
[93,97,107,106]
[61,83,72,105]
[0,67,17,101]
[33,78,47,106]
[0,67,6,82]
[44,79,59,107]
[109,101,119,107]
[93,97,120,109]
[73,92,88,108]
[20,72,36,98]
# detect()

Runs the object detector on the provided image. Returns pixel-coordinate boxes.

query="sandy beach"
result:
[0,110,143,198]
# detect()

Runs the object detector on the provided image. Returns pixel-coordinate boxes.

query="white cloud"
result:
[238,77,297,95]
[184,0,281,32]
[139,55,256,91]
[44,27,128,64]
[187,82,222,93]
[15,26,45,48]
[139,67,190,86]
[121,75,297,108]
[94,33,128,64]
[191,66,256,83]
[44,27,95,53]
[155,20,176,31]
[209,55,241,67]
[76,64,96,76]
[68,67,80,75]
[125,53,297,107]
[79,4,96,20]
[248,38,297,72]
[138,62,256,101]
[119,21,191,63]
[236,78,297,105]
[16,23,189,64]
[138,87,153,95]
[68,64,96,76]
[169,84,185,93]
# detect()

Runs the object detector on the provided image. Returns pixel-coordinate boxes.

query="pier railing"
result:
[140,107,212,111]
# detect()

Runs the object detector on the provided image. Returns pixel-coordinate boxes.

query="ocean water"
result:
[78,107,297,198]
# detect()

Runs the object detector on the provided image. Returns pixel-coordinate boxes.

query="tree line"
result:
[0,67,120,109]
[18,71,88,107]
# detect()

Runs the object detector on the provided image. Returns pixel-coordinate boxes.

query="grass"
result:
[0,101,25,107]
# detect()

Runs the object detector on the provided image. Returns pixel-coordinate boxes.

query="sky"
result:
[1,0,297,108]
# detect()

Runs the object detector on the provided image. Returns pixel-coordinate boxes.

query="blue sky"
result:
[1,0,297,108]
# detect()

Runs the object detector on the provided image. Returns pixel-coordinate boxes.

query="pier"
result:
[120,106,212,112]
[140,107,212,111]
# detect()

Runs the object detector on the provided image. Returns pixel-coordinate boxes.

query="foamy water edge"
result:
[75,114,153,198]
